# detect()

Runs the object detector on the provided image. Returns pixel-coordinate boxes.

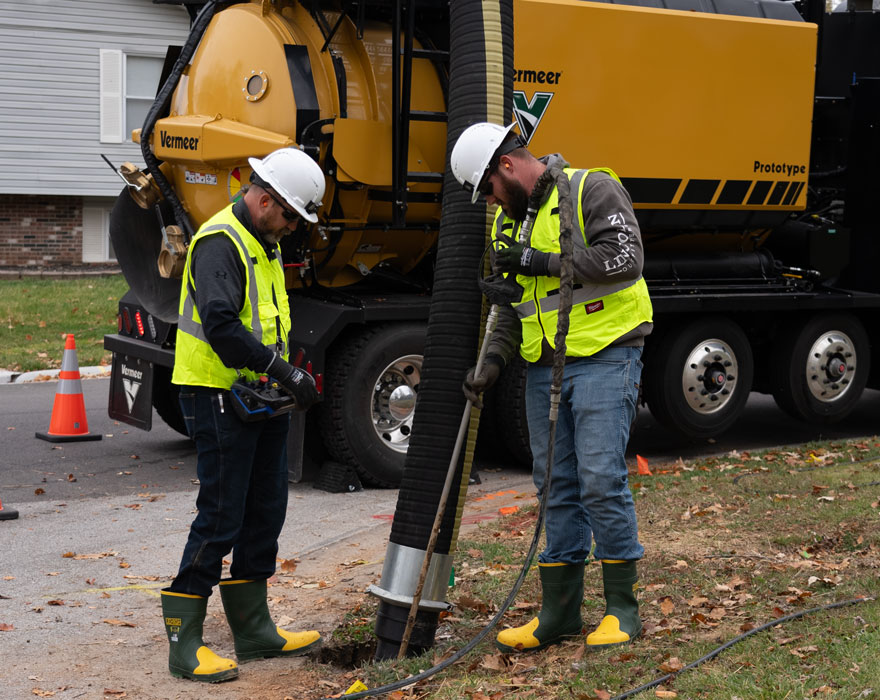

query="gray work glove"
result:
[462,354,504,409]
[266,352,319,410]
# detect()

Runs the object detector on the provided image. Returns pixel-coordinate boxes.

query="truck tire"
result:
[491,357,532,468]
[644,317,754,440]
[151,365,188,437]
[770,313,869,424]
[318,323,426,488]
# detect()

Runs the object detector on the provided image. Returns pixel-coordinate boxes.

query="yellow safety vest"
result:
[171,204,291,389]
[492,168,653,362]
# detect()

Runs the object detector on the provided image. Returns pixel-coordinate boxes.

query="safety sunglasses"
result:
[267,190,300,222]
[477,171,495,199]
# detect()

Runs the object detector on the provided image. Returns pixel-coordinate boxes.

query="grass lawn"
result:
[331,438,880,699]
[0,276,128,372]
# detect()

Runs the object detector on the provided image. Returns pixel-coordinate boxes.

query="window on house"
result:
[100,50,163,144]
[125,55,164,139]
[82,199,118,263]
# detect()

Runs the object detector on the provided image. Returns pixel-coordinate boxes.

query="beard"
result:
[254,220,288,246]
[503,179,530,222]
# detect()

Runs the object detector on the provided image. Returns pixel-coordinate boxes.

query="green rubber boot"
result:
[219,579,321,662]
[586,560,642,649]
[160,589,238,682]
[496,562,585,653]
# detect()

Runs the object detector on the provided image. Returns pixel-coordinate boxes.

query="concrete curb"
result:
[2,366,111,384]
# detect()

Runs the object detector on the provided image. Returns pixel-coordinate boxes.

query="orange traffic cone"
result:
[35,334,102,443]
[0,496,18,521]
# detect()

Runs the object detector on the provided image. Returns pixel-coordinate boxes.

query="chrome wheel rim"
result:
[681,338,739,415]
[805,330,856,403]
[371,354,422,453]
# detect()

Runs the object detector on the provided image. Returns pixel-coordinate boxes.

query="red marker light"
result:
[134,310,145,337]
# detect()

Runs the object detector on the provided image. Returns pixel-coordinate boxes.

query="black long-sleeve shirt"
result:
[187,199,277,374]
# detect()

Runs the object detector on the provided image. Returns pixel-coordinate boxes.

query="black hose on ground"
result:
[611,596,875,700]
[139,0,219,241]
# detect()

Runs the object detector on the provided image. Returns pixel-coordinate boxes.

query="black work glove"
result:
[462,354,505,409]
[266,352,319,411]
[495,242,551,277]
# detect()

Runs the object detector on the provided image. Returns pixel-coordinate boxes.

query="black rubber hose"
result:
[139,0,219,241]
[611,596,874,700]
[373,0,514,660]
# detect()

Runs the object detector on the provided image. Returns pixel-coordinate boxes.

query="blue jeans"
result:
[170,386,291,597]
[526,346,644,564]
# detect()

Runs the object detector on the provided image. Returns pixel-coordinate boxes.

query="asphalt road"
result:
[3,377,879,507]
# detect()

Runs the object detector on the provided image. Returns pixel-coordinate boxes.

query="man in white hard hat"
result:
[451,123,653,653]
[161,147,324,682]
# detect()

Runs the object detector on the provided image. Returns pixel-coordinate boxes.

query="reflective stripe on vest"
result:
[176,224,263,345]
[493,167,653,361]
[171,205,290,389]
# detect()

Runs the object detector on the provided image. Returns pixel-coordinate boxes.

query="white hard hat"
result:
[248,148,325,223]
[450,122,519,203]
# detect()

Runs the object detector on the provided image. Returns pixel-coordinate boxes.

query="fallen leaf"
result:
[659,597,675,615]
[118,561,130,569]
[280,558,299,573]
[47,600,65,606]
[103,619,136,628]
[658,657,684,673]
[34,488,45,496]
[65,552,117,560]
[31,690,55,698]
[708,607,726,620]
[655,691,678,699]
[103,690,126,697]
[480,653,509,671]
[0,623,14,631]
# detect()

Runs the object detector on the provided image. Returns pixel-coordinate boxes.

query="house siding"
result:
[0,0,191,198]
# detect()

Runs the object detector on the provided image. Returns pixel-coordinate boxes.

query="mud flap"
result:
[108,354,154,430]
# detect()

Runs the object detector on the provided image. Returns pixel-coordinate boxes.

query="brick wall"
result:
[0,194,83,267]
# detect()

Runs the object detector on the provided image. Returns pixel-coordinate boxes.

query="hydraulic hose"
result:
[139,0,219,241]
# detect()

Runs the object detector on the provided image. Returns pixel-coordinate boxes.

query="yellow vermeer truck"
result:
[105,0,880,487]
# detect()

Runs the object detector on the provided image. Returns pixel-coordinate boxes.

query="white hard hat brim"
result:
[248,155,321,223]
